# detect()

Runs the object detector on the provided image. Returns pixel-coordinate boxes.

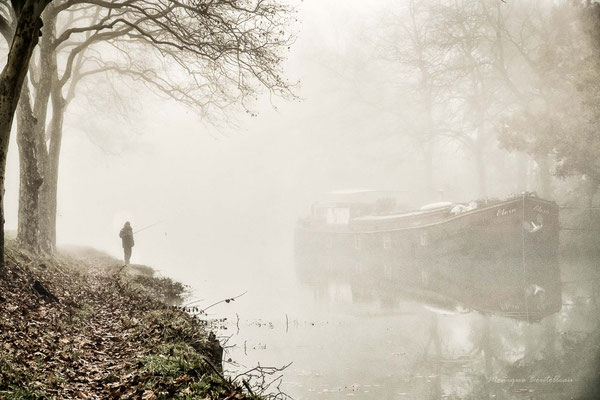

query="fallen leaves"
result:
[141,390,157,400]
[0,242,243,399]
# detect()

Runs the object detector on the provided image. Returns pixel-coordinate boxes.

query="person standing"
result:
[119,221,135,264]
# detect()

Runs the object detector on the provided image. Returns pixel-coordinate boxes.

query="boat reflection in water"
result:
[295,191,561,321]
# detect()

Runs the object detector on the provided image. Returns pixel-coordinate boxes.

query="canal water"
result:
[184,237,598,400]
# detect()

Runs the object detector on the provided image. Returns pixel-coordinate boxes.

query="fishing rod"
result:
[134,221,162,234]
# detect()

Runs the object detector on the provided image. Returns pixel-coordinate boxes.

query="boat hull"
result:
[294,195,561,321]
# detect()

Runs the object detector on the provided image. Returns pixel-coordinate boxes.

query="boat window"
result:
[326,207,350,225]
[354,235,361,250]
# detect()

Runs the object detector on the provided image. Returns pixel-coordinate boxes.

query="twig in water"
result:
[233,362,294,400]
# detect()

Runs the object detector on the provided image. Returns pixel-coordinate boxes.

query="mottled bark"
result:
[16,82,43,253]
[40,87,65,250]
[16,8,56,254]
[0,0,46,266]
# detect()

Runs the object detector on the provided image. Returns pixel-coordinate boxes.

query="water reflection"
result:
[288,248,599,399]
[296,235,562,323]
[217,244,597,399]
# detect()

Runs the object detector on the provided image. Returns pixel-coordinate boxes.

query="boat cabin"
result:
[309,190,409,225]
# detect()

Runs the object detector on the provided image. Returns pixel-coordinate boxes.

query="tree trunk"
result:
[0,1,45,267]
[39,88,66,250]
[422,142,434,201]
[474,145,487,198]
[16,8,56,254]
[16,81,44,253]
[421,78,436,202]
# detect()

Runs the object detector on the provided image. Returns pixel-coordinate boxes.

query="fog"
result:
[2,0,600,398]
[8,0,435,303]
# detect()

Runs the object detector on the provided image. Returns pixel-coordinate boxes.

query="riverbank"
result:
[0,242,254,399]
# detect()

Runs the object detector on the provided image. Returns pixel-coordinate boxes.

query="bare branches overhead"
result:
[48,0,296,115]
[9,0,297,255]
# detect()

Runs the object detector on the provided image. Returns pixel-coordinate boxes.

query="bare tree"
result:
[11,0,295,254]
[0,0,52,265]
[376,0,527,199]
[376,0,449,199]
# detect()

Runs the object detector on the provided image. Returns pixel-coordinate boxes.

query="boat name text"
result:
[497,208,517,217]
[533,205,550,214]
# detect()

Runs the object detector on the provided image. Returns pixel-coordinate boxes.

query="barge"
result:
[295,191,561,321]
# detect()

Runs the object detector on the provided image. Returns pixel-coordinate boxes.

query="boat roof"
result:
[353,210,429,221]
[316,189,409,205]
[328,189,378,195]
[353,206,451,222]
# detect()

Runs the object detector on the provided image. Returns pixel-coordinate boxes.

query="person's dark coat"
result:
[119,225,134,249]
